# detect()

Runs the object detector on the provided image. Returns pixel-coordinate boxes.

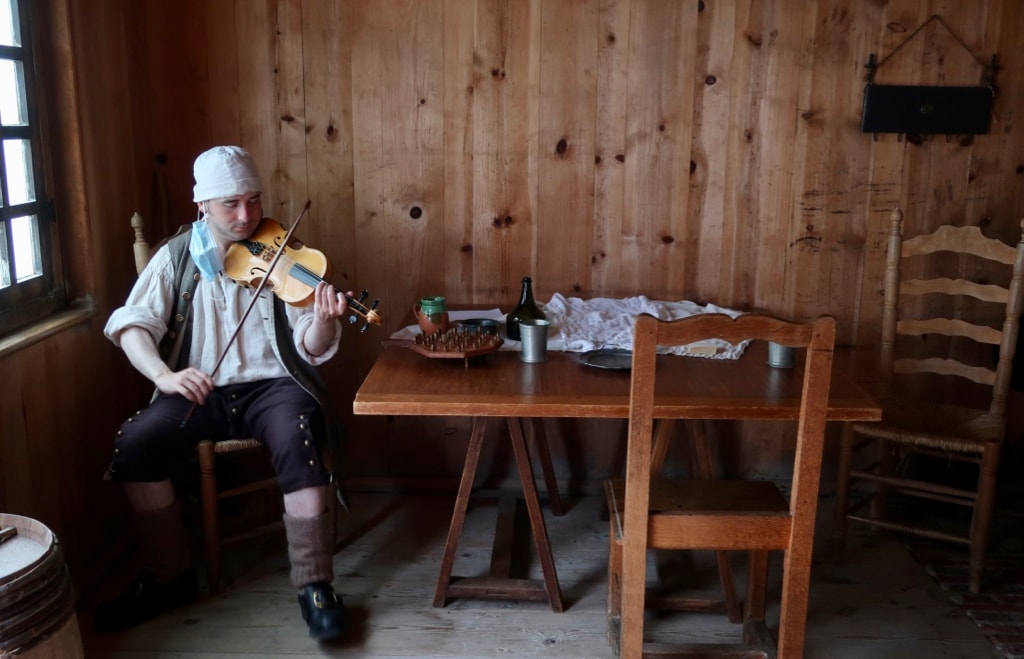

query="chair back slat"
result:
[894,357,995,386]
[901,277,1010,303]
[896,318,1002,344]
[903,224,1018,264]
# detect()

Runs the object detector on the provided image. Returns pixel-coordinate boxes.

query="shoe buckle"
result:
[313,588,337,609]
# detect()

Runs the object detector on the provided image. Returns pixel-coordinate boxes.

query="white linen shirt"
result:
[104,244,341,386]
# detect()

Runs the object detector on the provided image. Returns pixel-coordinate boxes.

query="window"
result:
[0,0,63,336]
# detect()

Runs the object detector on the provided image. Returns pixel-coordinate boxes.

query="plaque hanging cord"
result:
[865,14,997,86]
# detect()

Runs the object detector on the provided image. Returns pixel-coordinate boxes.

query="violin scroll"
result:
[348,290,382,332]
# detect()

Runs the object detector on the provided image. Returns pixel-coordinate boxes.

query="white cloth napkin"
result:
[390,296,749,359]
[542,293,748,359]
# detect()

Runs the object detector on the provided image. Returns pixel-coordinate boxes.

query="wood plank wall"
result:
[134,0,1024,344]
[4,0,1024,579]
[131,0,1024,485]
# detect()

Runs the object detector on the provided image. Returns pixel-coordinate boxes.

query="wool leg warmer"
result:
[284,511,336,589]
[134,501,192,582]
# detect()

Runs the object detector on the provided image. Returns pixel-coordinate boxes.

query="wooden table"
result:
[352,341,881,612]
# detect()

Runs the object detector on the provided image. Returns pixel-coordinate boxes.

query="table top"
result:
[353,340,882,422]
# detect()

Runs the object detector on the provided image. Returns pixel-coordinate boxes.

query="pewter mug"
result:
[767,341,795,368]
[519,319,551,363]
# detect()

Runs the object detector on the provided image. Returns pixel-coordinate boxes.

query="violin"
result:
[223,217,383,331]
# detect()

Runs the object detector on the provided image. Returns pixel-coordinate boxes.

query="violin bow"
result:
[180,200,311,427]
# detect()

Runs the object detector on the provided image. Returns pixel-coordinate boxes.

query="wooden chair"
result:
[131,212,284,593]
[834,208,1024,594]
[605,313,836,659]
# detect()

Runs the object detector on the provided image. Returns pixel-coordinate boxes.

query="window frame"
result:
[0,0,65,337]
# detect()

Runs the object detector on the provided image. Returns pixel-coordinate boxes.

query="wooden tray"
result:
[383,329,504,367]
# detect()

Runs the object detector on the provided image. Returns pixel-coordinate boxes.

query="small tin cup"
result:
[519,319,551,363]
[767,341,796,368]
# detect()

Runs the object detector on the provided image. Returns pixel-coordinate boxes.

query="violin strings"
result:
[289,260,369,315]
[253,236,376,322]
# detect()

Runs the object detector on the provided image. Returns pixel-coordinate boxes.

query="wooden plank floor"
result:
[79,492,998,658]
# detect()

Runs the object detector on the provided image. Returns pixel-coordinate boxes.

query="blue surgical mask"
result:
[189,216,224,280]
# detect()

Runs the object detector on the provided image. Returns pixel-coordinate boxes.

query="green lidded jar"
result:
[506,276,546,341]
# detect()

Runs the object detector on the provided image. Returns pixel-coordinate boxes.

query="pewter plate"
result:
[578,348,633,371]
[457,318,501,335]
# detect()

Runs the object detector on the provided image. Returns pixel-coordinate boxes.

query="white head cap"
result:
[192,146,263,202]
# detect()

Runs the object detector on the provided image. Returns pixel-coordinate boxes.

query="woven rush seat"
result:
[210,438,265,452]
[854,402,1003,450]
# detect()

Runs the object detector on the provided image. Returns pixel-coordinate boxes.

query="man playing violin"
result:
[98,146,350,641]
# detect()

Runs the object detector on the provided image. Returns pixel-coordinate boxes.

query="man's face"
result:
[200,191,263,246]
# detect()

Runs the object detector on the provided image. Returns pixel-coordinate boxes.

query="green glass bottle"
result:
[506,276,546,341]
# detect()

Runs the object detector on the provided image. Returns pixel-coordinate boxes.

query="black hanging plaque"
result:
[861,84,994,135]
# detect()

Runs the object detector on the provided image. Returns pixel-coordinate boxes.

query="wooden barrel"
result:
[0,514,83,658]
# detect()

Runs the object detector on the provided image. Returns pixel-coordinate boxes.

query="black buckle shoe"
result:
[92,568,199,634]
[298,582,348,641]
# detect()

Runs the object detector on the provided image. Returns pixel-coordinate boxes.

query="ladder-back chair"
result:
[834,208,1024,594]
[605,313,836,659]
[130,212,283,593]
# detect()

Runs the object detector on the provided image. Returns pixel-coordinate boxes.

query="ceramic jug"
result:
[414,296,449,334]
